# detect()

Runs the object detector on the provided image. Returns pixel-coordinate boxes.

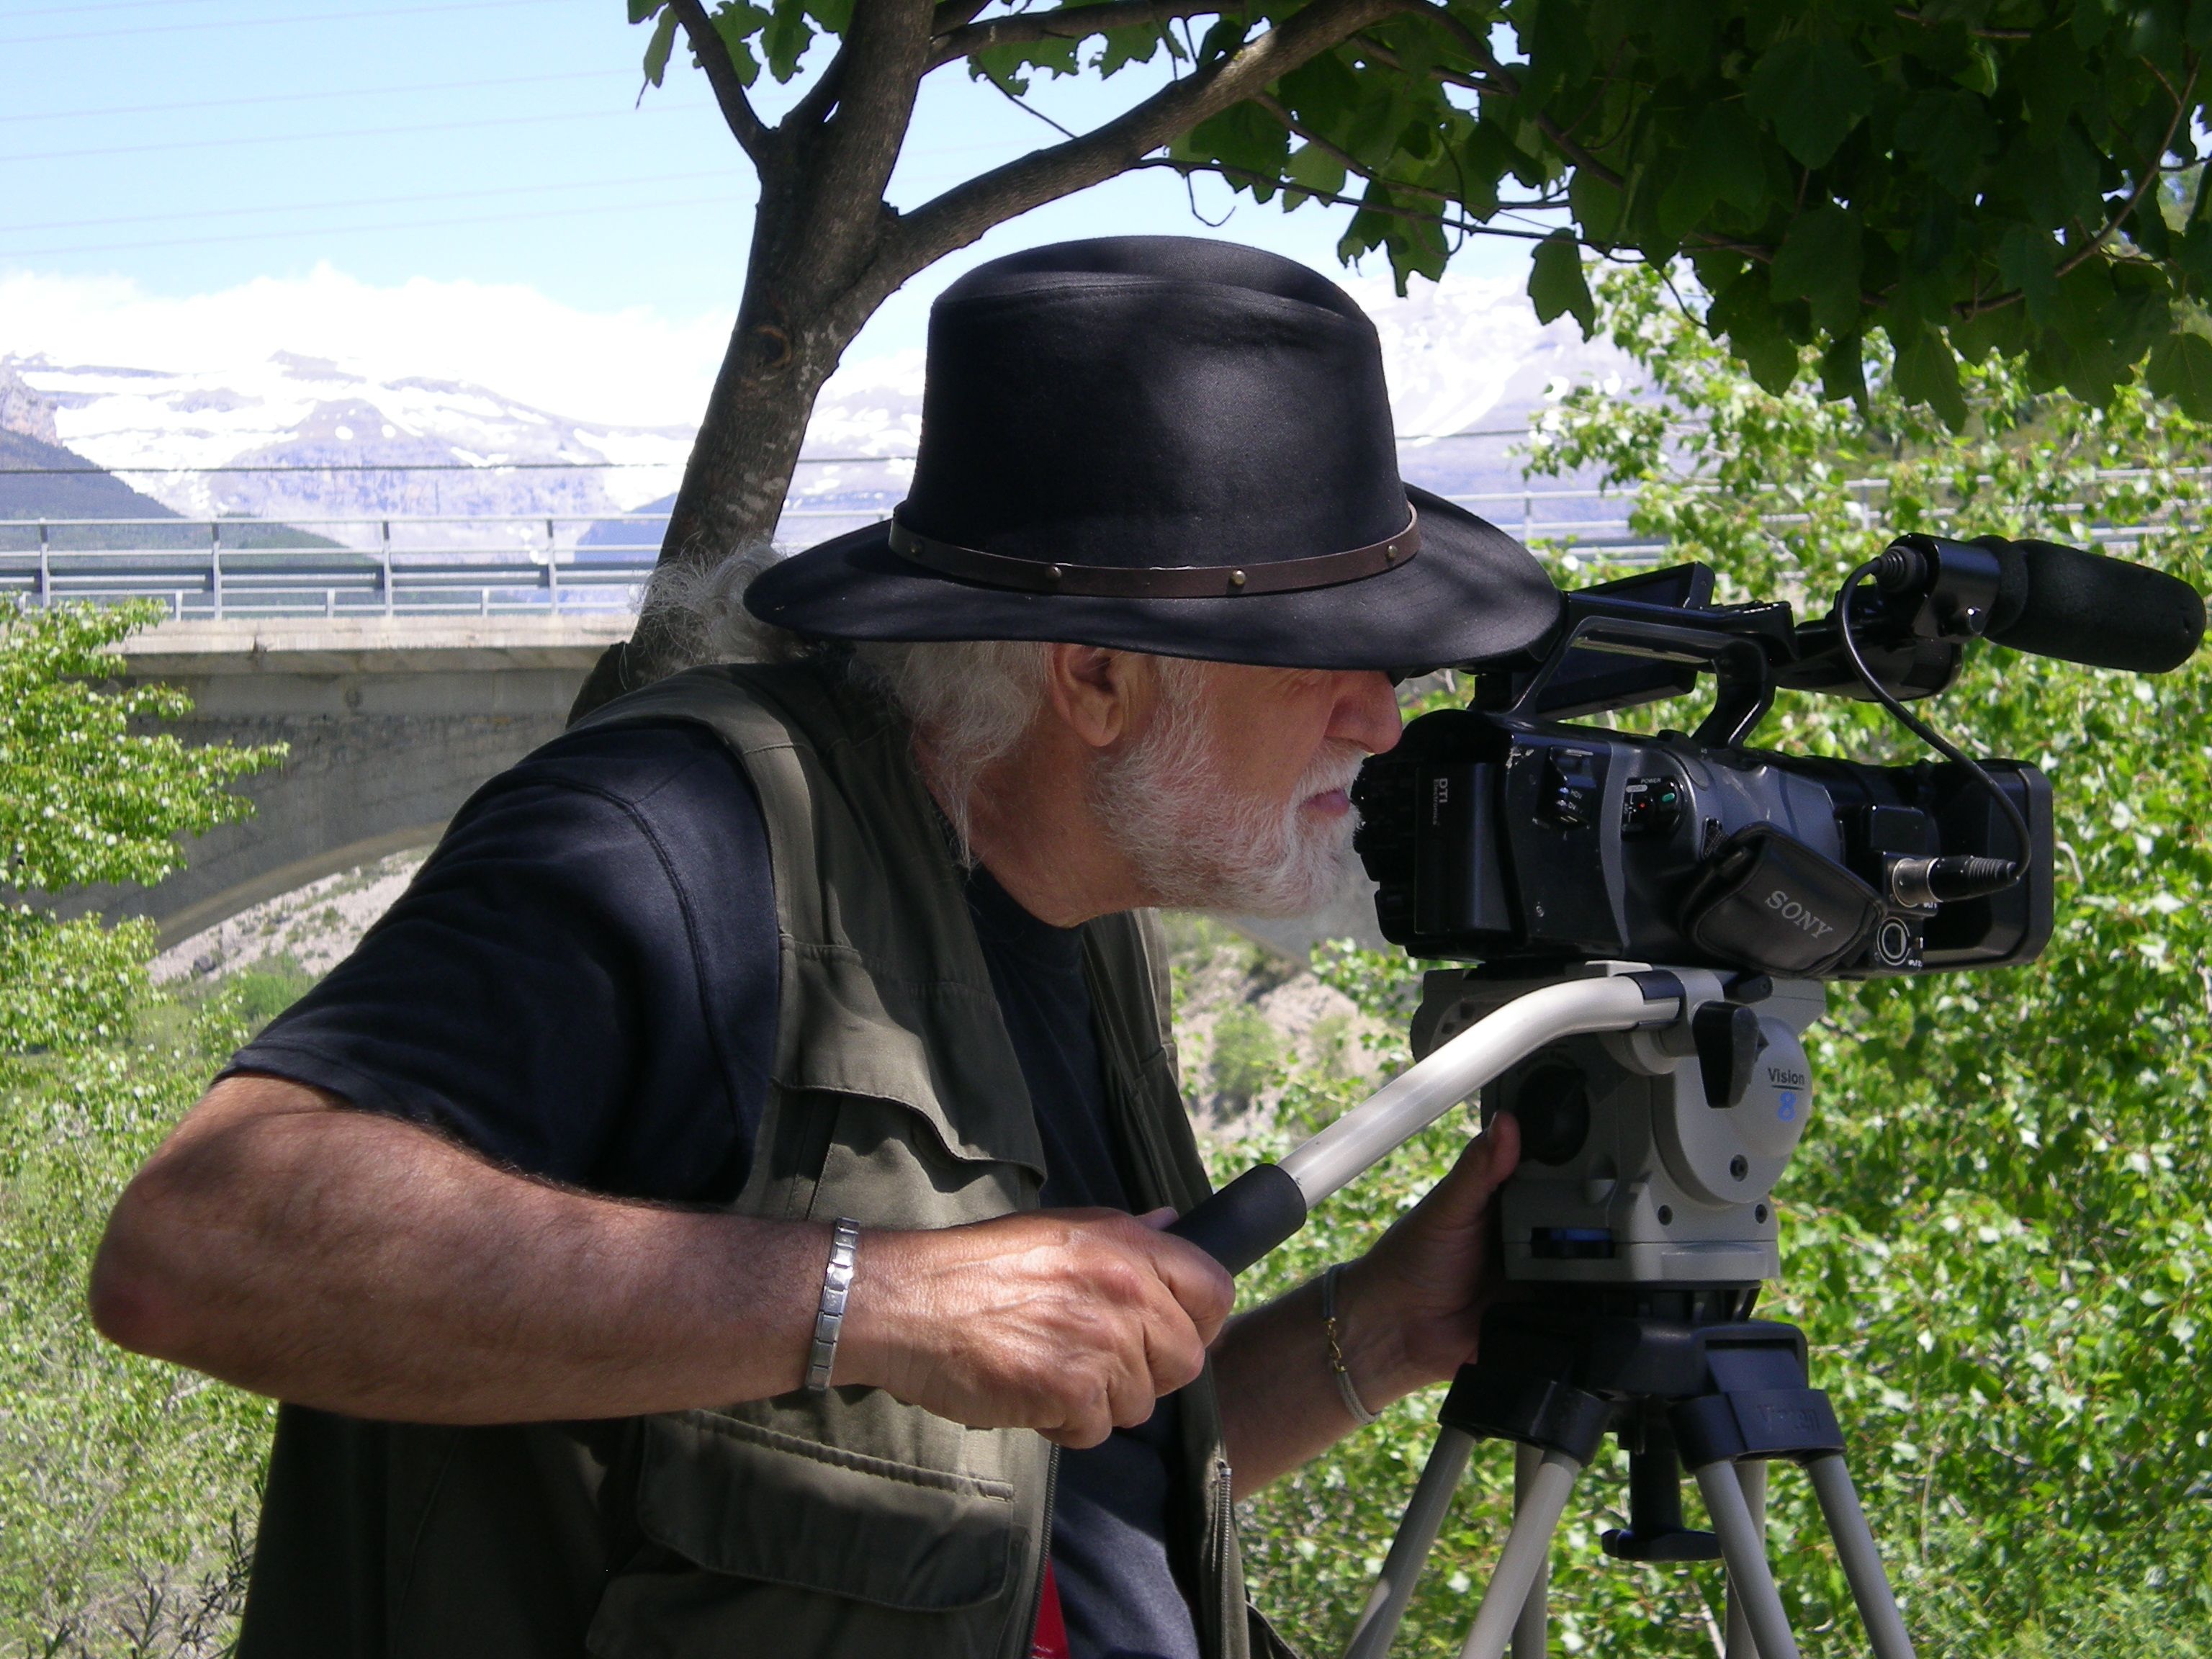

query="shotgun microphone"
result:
[1974,535,2204,673]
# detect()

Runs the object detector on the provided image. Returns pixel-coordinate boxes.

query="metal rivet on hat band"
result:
[885,510,1421,599]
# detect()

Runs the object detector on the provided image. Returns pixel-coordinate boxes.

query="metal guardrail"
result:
[0,490,1649,620]
[3,480,2196,621]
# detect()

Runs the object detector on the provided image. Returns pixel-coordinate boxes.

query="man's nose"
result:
[1332,670,1404,755]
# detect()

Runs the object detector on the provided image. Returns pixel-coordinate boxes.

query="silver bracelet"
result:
[804,1218,861,1393]
[1321,1263,1380,1426]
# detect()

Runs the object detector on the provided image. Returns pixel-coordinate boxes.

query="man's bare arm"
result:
[91,1073,1233,1442]
[1210,1117,1519,1498]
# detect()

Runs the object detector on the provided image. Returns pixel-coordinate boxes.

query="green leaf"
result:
[709,4,768,86]
[1528,233,1596,334]
[1997,223,2061,323]
[626,0,662,24]
[1771,203,1863,336]
[641,5,679,88]
[1820,330,1869,404]
[1896,89,1997,197]
[760,0,811,81]
[2146,329,2212,418]
[1707,270,1801,392]
[1283,141,1346,203]
[1891,320,1969,428]
[1656,104,1766,239]
[1744,36,1877,168]
[1097,22,1172,76]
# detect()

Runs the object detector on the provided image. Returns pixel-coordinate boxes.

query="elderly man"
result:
[91,238,1562,1659]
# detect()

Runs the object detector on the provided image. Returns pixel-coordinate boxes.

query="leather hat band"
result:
[886,509,1421,598]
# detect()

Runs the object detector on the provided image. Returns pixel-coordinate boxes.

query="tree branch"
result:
[2054,56,2200,281]
[1375,0,1627,189]
[879,0,1399,304]
[1253,91,1461,207]
[670,0,770,164]
[1137,156,1572,242]
[930,0,1223,71]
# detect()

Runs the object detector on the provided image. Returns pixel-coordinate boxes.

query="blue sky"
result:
[0,1,1526,413]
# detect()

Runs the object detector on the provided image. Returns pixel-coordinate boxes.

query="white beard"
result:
[1090,674,1368,918]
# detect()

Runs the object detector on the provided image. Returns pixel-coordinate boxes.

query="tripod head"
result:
[1412,962,1825,1289]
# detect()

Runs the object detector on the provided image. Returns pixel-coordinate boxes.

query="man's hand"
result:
[840,1208,1234,1448]
[1330,1111,1522,1401]
[1207,1114,1520,1497]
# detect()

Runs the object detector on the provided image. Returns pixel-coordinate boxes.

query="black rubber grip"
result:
[1167,1164,1309,1274]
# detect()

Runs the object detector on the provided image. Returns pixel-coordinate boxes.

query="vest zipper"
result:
[1018,1443,1061,1659]
[1211,1456,1237,1658]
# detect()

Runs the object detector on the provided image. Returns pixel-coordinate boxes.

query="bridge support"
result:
[60,615,631,945]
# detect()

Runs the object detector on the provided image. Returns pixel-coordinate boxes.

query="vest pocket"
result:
[630,1408,1020,1611]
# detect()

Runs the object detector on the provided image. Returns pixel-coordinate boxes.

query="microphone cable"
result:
[1833,557,2031,893]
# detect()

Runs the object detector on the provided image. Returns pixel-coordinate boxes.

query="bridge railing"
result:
[5,480,2197,621]
[0,490,1654,620]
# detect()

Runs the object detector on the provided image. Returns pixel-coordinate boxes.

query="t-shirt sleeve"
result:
[225,724,778,1204]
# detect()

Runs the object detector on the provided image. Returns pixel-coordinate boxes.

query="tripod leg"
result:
[1511,1445,1548,1659]
[1342,1426,1475,1659]
[1692,1461,1799,1659]
[1724,1460,1767,1659]
[1456,1449,1583,1659]
[1804,1455,1917,1659]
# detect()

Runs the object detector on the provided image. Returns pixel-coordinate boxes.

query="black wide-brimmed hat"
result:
[745,236,1562,670]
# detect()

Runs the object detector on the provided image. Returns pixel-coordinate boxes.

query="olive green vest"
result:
[578,662,1256,1659]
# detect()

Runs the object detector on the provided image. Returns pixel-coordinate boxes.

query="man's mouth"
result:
[1303,786,1354,816]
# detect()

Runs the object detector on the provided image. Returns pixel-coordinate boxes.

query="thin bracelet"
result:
[1321,1263,1380,1426]
[804,1218,861,1393]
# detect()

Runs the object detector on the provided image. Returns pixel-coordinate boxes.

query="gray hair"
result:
[637,546,1056,851]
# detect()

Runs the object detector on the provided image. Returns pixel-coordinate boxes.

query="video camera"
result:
[1352,533,2201,981]
[1334,531,2203,1287]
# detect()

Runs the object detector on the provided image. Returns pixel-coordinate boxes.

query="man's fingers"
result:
[1140,1229,1235,1344]
[1429,1118,1521,1214]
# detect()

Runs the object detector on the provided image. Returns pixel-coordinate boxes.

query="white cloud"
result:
[0,264,729,429]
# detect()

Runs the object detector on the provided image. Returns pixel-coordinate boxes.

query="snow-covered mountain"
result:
[2,272,1634,554]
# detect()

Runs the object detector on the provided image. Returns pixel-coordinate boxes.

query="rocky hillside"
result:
[158,850,1390,1126]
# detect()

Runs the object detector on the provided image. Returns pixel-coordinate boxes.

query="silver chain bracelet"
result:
[804,1218,860,1393]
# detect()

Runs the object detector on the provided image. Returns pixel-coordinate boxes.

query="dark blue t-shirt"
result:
[230,719,1200,1659]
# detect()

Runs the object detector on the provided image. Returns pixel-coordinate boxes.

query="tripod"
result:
[1339,1290,1915,1659]
[1169,963,1920,1659]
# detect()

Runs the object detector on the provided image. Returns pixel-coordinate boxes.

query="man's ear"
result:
[1043,644,1151,752]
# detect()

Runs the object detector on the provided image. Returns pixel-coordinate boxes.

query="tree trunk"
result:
[567,229,879,717]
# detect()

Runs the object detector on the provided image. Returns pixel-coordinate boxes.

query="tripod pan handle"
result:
[1167,1164,1308,1274]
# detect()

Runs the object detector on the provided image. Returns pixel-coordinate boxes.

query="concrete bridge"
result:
[82,613,627,945]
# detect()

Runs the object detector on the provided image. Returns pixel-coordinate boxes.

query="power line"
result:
[0,67,628,127]
[7,168,744,237]
[0,187,745,259]
[0,0,584,49]
[0,99,692,168]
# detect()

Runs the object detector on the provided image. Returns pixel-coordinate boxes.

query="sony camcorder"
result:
[1352,533,2204,983]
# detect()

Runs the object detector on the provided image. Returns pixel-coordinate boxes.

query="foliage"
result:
[0,995,282,1657]
[0,600,286,1652]
[638,3,2212,418]
[1210,1003,1287,1111]
[0,601,282,1056]
[1223,271,2212,1654]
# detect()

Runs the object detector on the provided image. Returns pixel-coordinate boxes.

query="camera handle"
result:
[1167,972,1688,1273]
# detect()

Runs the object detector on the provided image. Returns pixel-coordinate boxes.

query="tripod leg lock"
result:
[1673,1387,1845,1467]
[1439,1370,1613,1463]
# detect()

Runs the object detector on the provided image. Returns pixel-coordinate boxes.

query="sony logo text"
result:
[1763,886,1835,940]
